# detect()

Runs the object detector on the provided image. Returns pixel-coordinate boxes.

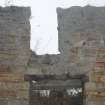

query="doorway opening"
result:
[25,74,86,105]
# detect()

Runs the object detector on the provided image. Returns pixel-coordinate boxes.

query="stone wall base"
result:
[0,73,29,105]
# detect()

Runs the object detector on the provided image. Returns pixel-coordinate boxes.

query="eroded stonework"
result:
[0,6,31,73]
[27,6,105,105]
[28,6,105,76]
[57,6,105,105]
[57,6,105,75]
[0,6,31,105]
[0,5,105,105]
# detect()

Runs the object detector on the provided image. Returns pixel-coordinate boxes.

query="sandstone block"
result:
[90,72,105,83]
[0,90,16,97]
[0,73,24,82]
[7,98,29,105]
[0,82,29,91]
[85,82,105,92]
[16,90,29,99]
[0,98,7,105]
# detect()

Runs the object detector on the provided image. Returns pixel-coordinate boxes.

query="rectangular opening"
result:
[26,75,84,105]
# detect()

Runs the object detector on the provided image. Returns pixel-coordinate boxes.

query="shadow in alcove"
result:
[25,74,88,105]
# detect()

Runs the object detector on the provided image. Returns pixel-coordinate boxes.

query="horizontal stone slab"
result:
[16,90,29,99]
[96,59,105,62]
[85,82,105,92]
[0,90,29,99]
[95,62,105,67]
[0,54,16,60]
[93,70,105,74]
[7,98,29,105]
[0,90,16,97]
[86,91,105,97]
[0,82,29,91]
[0,73,24,82]
[86,95,105,102]
[93,67,105,74]
[97,48,105,53]
[91,73,105,83]
[86,100,105,105]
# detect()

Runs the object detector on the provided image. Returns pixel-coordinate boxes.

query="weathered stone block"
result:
[0,90,16,97]
[93,67,105,74]
[85,82,105,92]
[86,101,105,105]
[0,82,29,91]
[95,62,105,68]
[0,98,8,105]
[86,95,105,105]
[0,73,24,82]
[86,95,105,101]
[7,99,29,105]
[86,91,105,97]
[91,73,105,83]
[0,98,29,105]
[0,83,29,101]
[16,90,29,99]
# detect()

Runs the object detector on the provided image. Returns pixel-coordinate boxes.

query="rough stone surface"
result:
[0,6,31,105]
[28,6,105,76]
[57,6,105,75]
[57,6,105,105]
[0,6,31,73]
[27,6,105,105]
[0,5,105,105]
[27,51,61,75]
[85,48,105,105]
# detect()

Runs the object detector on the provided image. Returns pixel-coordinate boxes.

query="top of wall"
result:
[57,5,105,13]
[0,6,31,21]
[57,6,105,53]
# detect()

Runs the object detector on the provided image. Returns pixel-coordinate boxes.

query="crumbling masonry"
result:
[28,6,105,105]
[0,6,31,105]
[0,6,105,105]
[57,6,105,105]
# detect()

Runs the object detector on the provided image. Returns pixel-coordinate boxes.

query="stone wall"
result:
[27,6,105,105]
[0,6,31,73]
[85,48,105,105]
[28,6,105,76]
[57,6,105,105]
[27,51,61,75]
[0,6,31,105]
[57,6,105,75]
